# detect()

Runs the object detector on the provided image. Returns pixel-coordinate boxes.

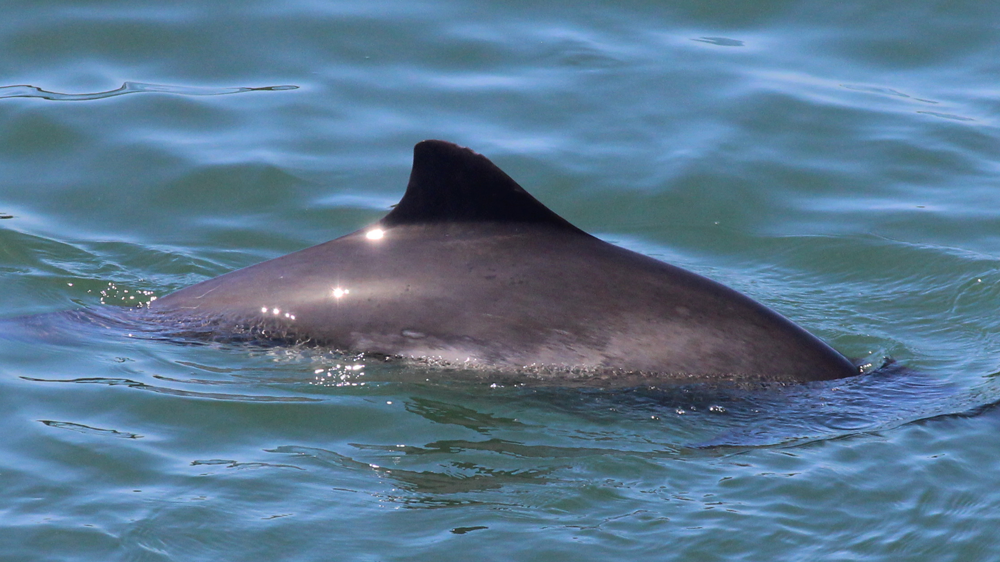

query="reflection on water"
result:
[404,397,526,434]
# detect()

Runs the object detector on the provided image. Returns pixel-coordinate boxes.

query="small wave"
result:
[0,81,298,102]
[39,419,143,439]
[691,36,745,47]
[917,110,975,122]
[21,375,320,403]
[841,83,938,104]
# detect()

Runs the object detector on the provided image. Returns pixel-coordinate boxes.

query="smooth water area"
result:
[2,1,1000,560]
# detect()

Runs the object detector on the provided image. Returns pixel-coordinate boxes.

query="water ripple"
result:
[39,419,143,439]
[0,82,298,102]
[20,375,320,402]
[691,36,745,47]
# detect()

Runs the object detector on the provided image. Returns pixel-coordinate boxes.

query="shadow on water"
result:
[224,363,1000,509]
[300,355,996,451]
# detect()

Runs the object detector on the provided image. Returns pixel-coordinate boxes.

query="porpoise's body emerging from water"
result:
[148,140,858,384]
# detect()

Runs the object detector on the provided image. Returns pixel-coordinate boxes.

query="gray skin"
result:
[149,140,859,384]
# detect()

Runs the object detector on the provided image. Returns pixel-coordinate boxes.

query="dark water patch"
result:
[0,82,298,102]
[457,364,982,452]
[450,525,488,534]
[404,397,526,434]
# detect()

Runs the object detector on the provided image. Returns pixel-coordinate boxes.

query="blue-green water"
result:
[3,1,1000,560]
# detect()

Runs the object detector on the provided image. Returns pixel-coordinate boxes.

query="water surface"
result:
[3,0,1000,560]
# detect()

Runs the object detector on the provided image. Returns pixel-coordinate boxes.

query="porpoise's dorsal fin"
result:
[380,140,583,232]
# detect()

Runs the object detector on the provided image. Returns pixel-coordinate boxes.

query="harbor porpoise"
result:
[148,140,859,384]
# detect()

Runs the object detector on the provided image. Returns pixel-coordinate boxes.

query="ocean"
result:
[2,1,1000,560]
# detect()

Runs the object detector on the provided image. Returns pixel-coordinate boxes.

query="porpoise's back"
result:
[149,140,859,384]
